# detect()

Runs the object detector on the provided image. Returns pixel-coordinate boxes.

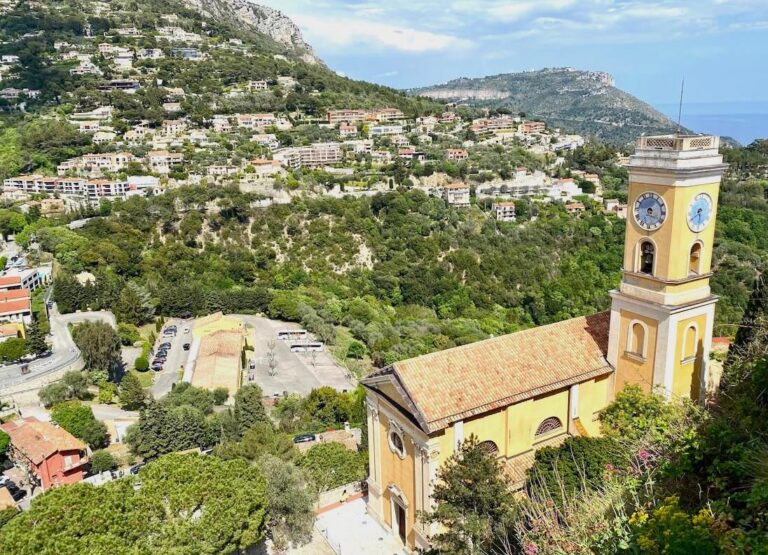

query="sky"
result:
[257,0,768,108]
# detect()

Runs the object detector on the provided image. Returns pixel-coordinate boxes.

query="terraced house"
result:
[362,134,728,552]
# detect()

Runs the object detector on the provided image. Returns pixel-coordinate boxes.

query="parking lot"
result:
[150,320,192,398]
[238,316,356,397]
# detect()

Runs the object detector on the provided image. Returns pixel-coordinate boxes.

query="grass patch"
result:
[129,370,154,388]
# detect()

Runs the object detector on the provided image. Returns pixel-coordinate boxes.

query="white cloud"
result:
[486,0,577,22]
[292,14,473,53]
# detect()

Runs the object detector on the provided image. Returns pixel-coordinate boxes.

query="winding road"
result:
[0,303,115,390]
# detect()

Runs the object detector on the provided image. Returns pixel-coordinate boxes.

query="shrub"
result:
[213,387,229,405]
[346,340,367,359]
[134,356,149,372]
[98,382,117,404]
[117,323,141,346]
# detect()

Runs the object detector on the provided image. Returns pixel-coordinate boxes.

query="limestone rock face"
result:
[183,0,321,65]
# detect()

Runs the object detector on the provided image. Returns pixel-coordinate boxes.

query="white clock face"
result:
[634,192,667,231]
[687,193,713,232]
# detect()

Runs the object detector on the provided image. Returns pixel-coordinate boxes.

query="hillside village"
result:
[0,1,767,555]
[0,0,628,220]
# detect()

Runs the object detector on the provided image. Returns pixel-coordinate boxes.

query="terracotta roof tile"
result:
[364,312,611,433]
[0,417,86,465]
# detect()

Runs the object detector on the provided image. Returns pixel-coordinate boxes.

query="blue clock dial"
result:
[634,192,667,230]
[687,193,713,233]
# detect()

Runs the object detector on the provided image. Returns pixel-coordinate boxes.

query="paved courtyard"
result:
[237,315,356,397]
[315,498,406,555]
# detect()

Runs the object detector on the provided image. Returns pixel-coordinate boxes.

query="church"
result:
[361,134,728,552]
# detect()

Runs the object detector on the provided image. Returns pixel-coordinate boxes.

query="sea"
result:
[655,101,768,146]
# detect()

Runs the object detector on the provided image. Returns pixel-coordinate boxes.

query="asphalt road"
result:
[150,321,191,399]
[0,305,115,390]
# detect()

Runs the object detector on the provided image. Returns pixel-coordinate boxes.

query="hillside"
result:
[411,68,683,144]
[0,0,442,119]
[181,0,321,65]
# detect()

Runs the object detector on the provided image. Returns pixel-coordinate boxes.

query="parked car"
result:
[159,342,171,349]
[182,343,190,351]
[293,434,316,444]
[3,482,25,502]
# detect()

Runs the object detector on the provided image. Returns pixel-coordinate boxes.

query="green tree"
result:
[215,422,297,462]
[117,323,141,346]
[72,321,122,380]
[90,450,118,473]
[0,430,9,463]
[38,371,89,407]
[303,386,352,428]
[234,384,269,435]
[0,338,26,362]
[114,282,155,326]
[297,442,366,492]
[259,454,316,551]
[422,435,517,555]
[25,318,48,356]
[119,372,146,410]
[346,339,367,359]
[126,401,217,458]
[163,382,214,414]
[0,454,268,554]
[50,401,108,448]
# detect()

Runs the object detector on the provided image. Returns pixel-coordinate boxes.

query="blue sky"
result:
[258,0,767,107]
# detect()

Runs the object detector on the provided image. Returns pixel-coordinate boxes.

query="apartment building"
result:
[446,148,469,161]
[274,143,343,169]
[370,125,403,137]
[236,113,276,130]
[374,108,405,122]
[57,152,134,176]
[327,109,367,125]
[442,183,471,207]
[148,150,184,174]
[521,120,546,135]
[493,201,517,222]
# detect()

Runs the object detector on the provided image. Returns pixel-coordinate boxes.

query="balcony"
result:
[636,134,719,152]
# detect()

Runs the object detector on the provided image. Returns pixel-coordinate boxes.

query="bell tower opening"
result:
[689,242,702,276]
[639,241,655,275]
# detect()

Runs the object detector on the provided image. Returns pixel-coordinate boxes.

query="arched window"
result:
[639,241,655,275]
[628,321,647,358]
[683,325,698,361]
[689,243,702,276]
[478,440,499,455]
[535,417,563,437]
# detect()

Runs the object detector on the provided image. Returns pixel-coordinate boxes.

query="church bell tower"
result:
[607,135,728,401]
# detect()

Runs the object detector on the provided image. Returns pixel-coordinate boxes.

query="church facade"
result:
[361,134,728,552]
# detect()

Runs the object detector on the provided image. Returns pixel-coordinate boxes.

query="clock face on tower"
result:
[634,192,667,230]
[687,193,713,232]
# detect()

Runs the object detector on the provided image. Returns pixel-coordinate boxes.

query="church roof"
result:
[362,312,612,433]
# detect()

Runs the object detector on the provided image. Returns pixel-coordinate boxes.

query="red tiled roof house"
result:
[0,417,89,491]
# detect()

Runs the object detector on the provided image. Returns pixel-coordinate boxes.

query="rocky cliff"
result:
[182,0,321,64]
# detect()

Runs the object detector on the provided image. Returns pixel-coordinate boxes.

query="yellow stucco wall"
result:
[673,314,708,400]
[624,181,720,283]
[506,389,569,455]
[378,412,418,546]
[577,375,612,436]
[615,310,658,393]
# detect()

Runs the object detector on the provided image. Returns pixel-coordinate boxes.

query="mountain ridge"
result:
[410,68,684,144]
[181,0,322,65]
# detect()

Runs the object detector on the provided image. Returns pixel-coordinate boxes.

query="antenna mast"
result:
[676,78,685,135]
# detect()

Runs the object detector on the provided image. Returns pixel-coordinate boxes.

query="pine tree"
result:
[422,435,517,555]
[233,384,269,436]
[119,372,146,411]
[727,274,768,368]
[25,318,48,356]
